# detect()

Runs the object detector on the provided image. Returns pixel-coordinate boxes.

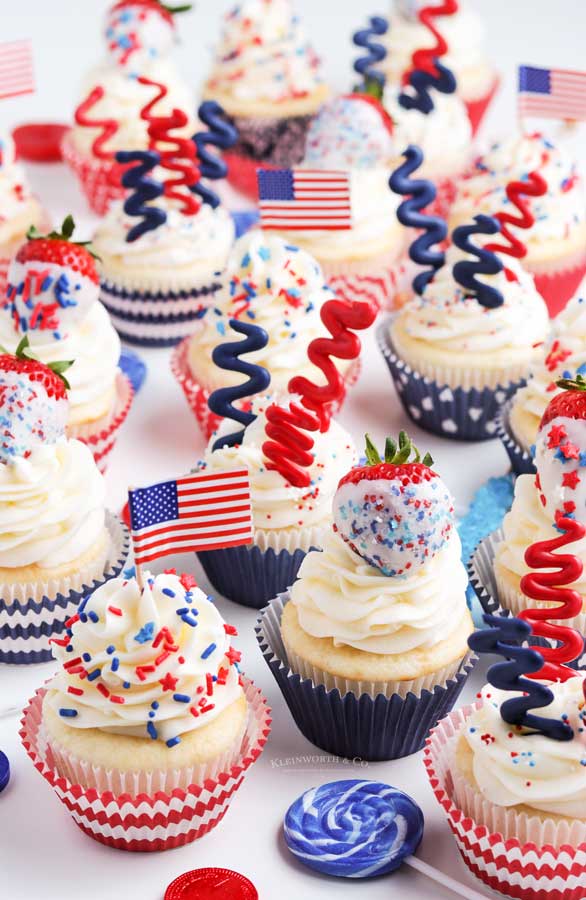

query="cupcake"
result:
[0,346,129,665]
[203,0,329,199]
[427,670,586,899]
[450,132,586,317]
[0,131,48,297]
[375,1,499,135]
[63,0,195,215]
[94,135,236,347]
[260,94,408,311]
[172,232,360,437]
[257,433,475,761]
[3,217,133,471]
[474,376,586,644]
[196,394,357,609]
[378,246,550,441]
[20,570,271,850]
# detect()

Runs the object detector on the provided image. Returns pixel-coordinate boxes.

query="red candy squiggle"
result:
[519,514,585,682]
[485,171,548,260]
[263,402,320,488]
[410,2,459,78]
[139,76,201,215]
[262,298,376,486]
[289,299,378,431]
[74,87,119,160]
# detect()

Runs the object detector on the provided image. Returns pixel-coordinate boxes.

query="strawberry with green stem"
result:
[106,1,191,67]
[333,431,455,577]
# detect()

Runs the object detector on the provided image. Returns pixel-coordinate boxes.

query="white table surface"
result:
[1,1,586,898]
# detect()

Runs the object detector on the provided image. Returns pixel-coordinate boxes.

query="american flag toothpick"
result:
[257,168,353,231]
[518,65,586,123]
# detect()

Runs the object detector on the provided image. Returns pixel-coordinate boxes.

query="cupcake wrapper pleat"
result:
[20,678,271,852]
[100,281,221,348]
[61,131,126,216]
[0,513,130,665]
[377,321,522,441]
[255,593,475,761]
[68,372,134,474]
[197,543,312,610]
[425,707,586,899]
[468,528,585,666]
[496,399,536,476]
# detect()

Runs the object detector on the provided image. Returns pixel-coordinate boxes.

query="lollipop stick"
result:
[406,856,489,899]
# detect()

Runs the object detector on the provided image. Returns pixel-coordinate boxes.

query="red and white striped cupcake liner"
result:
[68,372,134,473]
[20,678,271,852]
[425,705,586,900]
[171,336,362,440]
[61,131,127,216]
[321,257,412,313]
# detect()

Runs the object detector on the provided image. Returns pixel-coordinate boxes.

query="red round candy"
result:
[12,123,70,163]
[164,869,258,900]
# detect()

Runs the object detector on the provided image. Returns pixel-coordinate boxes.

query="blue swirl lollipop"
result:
[284,780,488,897]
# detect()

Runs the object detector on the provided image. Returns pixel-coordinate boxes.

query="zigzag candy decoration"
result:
[352,16,388,92]
[116,149,167,242]
[263,298,376,486]
[399,2,458,113]
[289,298,377,431]
[452,215,504,309]
[208,319,270,451]
[468,613,574,741]
[74,86,119,160]
[139,76,201,215]
[389,145,447,294]
[192,100,238,209]
[485,171,548,260]
[519,514,585,681]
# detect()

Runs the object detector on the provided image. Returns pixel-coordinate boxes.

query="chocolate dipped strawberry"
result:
[0,337,72,463]
[333,432,455,576]
[105,0,191,66]
[534,374,586,519]
[5,216,100,346]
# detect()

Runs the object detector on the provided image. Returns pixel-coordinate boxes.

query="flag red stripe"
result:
[135,526,253,556]
[135,535,253,565]
[133,515,253,544]
[177,469,249,485]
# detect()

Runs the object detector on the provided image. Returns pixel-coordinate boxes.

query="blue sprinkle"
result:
[88,611,99,624]
[106,645,115,655]
[123,681,131,689]
[147,722,158,740]
[59,709,78,718]
[162,588,176,598]
[201,643,216,660]
[173,693,191,703]
[111,658,120,673]
[82,652,91,663]
[166,736,181,748]
[66,645,74,653]
[134,622,155,644]
[87,668,101,682]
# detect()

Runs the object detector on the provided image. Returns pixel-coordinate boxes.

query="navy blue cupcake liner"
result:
[496,399,536,476]
[197,541,315,610]
[0,514,130,665]
[255,593,476,761]
[376,320,524,442]
[100,280,222,348]
[468,529,585,668]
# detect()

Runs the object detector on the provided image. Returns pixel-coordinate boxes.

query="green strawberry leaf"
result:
[365,434,382,466]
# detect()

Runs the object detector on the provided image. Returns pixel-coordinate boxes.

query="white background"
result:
[1,1,586,898]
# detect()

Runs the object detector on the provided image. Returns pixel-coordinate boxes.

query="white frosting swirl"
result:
[451,133,586,249]
[47,572,243,743]
[463,679,586,817]
[199,395,356,531]
[0,440,106,569]
[289,529,469,653]
[71,59,195,157]
[0,155,43,246]
[205,0,325,107]
[383,89,472,180]
[0,303,120,427]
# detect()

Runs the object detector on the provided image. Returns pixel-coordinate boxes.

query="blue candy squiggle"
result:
[192,101,238,209]
[398,58,456,114]
[353,16,388,88]
[116,149,166,243]
[389,145,447,295]
[284,780,424,878]
[452,215,504,309]
[468,614,574,741]
[208,319,270,451]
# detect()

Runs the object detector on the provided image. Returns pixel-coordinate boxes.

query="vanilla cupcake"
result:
[4,217,133,471]
[266,94,406,310]
[379,251,550,440]
[450,132,586,316]
[203,0,329,198]
[0,348,128,665]
[257,434,474,760]
[0,132,48,295]
[63,0,195,215]
[21,570,270,850]
[195,394,356,608]
[172,232,358,437]
[376,0,499,134]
